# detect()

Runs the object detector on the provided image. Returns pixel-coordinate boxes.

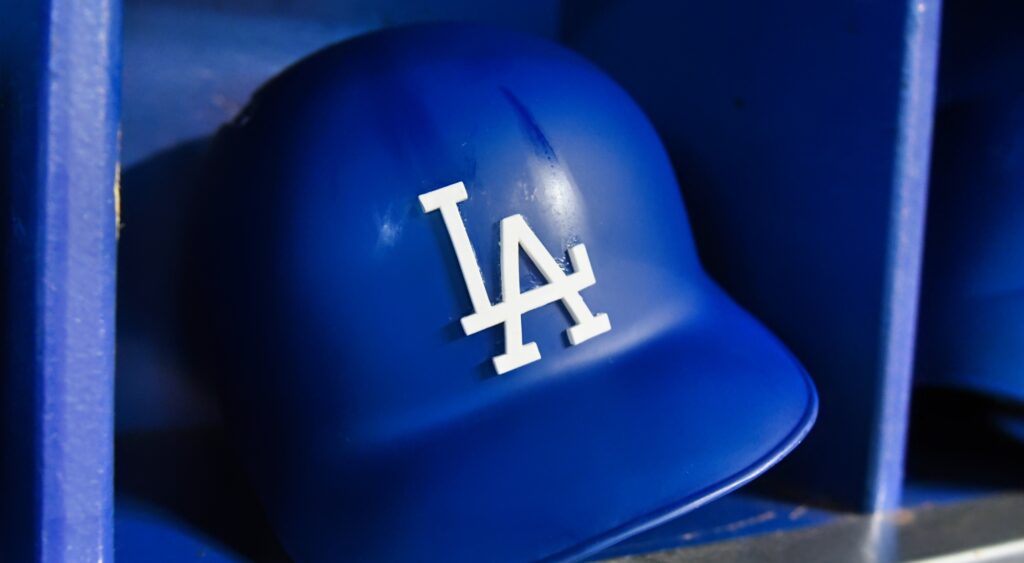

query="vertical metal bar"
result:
[867,0,942,510]
[1,0,120,560]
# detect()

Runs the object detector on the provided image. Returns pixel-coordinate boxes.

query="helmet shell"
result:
[199,24,816,562]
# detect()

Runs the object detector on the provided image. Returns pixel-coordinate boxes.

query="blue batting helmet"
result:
[196,24,817,562]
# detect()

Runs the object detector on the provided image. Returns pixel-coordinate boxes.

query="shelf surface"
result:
[606,493,1024,563]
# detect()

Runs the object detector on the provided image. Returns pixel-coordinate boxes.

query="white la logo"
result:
[420,181,611,374]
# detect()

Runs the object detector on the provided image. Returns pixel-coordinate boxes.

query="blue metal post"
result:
[0,0,120,560]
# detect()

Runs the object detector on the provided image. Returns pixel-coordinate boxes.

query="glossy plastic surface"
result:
[116,502,245,562]
[197,25,816,562]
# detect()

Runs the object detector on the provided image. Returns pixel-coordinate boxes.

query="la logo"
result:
[420,181,611,375]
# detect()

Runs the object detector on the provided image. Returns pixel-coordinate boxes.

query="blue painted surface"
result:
[564,0,942,512]
[195,25,816,562]
[899,0,1024,516]
[915,0,1024,404]
[0,0,120,561]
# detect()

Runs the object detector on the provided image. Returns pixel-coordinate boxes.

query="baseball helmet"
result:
[195,24,817,562]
